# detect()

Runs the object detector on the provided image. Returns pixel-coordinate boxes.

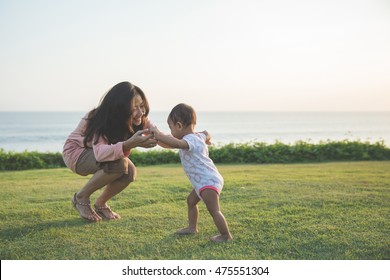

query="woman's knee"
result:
[101,157,129,175]
[116,158,136,184]
[126,159,137,183]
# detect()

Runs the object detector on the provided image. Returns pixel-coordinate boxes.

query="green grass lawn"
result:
[0,162,389,260]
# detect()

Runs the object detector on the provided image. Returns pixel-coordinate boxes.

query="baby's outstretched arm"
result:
[149,127,189,149]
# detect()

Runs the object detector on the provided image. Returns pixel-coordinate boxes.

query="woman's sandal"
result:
[94,204,121,220]
[72,193,101,222]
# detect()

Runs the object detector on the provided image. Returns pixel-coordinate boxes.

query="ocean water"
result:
[0,111,389,152]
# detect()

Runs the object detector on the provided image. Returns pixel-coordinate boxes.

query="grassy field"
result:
[0,162,389,260]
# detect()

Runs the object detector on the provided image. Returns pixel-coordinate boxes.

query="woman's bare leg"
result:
[75,158,135,221]
[94,159,136,219]
[74,169,124,221]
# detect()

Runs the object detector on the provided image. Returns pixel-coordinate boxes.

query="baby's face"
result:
[167,119,182,139]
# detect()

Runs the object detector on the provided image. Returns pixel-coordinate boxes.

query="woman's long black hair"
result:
[83,81,149,147]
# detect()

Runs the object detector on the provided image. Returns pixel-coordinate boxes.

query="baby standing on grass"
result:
[150,103,232,242]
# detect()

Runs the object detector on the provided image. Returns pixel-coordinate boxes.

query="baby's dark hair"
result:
[168,103,197,127]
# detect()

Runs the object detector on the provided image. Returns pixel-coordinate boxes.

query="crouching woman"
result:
[63,81,157,222]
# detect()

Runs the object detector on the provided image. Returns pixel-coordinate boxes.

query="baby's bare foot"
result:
[175,227,198,235]
[210,234,233,242]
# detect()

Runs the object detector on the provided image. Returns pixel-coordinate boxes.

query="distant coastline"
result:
[1,111,389,152]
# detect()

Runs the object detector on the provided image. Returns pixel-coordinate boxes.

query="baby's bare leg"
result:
[176,189,200,234]
[201,189,232,242]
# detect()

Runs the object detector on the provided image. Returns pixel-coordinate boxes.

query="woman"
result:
[63,81,157,222]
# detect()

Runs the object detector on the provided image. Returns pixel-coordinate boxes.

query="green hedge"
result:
[208,140,390,163]
[1,140,389,171]
[0,150,66,171]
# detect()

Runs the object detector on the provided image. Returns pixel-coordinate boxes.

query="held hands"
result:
[123,129,158,151]
[148,126,178,149]
[148,126,161,139]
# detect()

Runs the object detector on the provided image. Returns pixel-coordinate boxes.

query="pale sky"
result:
[1,0,389,112]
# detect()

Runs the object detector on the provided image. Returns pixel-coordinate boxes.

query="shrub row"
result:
[209,140,390,163]
[0,140,389,171]
[0,150,67,171]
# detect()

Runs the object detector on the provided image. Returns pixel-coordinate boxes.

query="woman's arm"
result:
[93,137,125,162]
[92,129,157,161]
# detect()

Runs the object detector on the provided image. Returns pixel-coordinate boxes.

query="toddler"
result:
[150,103,232,242]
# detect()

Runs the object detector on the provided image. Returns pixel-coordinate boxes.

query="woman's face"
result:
[130,94,145,126]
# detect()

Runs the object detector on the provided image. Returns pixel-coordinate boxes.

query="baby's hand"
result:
[202,130,212,145]
[148,126,160,137]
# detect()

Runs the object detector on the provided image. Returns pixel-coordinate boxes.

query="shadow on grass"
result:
[129,230,233,260]
[0,218,95,242]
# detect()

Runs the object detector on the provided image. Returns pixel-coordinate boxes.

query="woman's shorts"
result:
[75,148,128,176]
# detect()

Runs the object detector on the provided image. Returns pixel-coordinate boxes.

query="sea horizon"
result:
[1,111,389,152]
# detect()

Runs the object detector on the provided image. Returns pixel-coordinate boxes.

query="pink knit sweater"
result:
[62,114,153,173]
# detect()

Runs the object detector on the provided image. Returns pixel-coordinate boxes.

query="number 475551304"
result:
[215,267,269,276]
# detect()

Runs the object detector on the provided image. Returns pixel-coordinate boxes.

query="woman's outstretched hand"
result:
[123,129,158,151]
